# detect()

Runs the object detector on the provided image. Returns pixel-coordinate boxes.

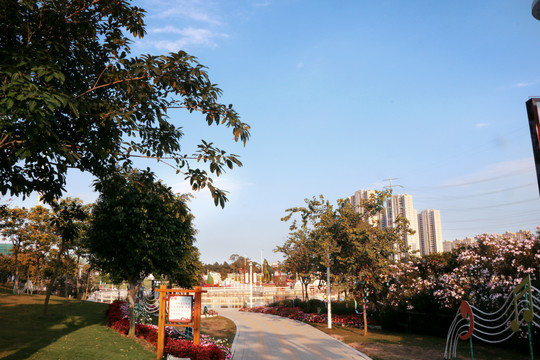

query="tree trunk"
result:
[43,240,65,315]
[127,278,139,336]
[64,266,69,298]
[13,245,19,295]
[75,255,80,299]
[363,302,368,336]
[83,266,92,300]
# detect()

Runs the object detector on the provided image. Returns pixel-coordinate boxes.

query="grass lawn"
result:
[0,287,155,359]
[0,286,235,360]
[311,323,533,360]
[201,316,236,344]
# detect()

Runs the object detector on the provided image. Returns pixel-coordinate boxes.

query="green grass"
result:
[0,288,155,359]
[311,323,533,360]
[0,285,236,360]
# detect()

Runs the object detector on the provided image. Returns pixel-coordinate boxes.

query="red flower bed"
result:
[106,301,225,360]
[240,305,376,329]
[165,339,224,360]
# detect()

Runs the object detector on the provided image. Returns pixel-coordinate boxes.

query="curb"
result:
[217,312,239,359]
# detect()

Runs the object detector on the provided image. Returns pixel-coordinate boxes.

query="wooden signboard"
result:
[155,285,206,359]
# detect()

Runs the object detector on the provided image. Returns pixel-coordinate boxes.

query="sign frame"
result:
[167,294,193,323]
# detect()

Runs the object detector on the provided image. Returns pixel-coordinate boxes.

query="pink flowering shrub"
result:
[386,230,540,312]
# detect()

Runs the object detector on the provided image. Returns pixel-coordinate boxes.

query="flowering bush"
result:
[105,301,230,360]
[386,230,540,312]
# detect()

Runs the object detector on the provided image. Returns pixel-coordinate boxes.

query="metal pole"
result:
[250,261,253,308]
[327,264,332,329]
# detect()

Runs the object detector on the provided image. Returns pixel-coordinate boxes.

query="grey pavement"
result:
[218,308,372,360]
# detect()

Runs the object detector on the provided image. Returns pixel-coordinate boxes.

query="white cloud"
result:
[512,79,540,88]
[253,1,272,7]
[475,123,490,128]
[152,1,222,25]
[149,27,229,51]
[441,158,535,188]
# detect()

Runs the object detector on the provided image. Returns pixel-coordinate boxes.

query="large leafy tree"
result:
[87,169,199,336]
[277,192,412,334]
[0,0,250,206]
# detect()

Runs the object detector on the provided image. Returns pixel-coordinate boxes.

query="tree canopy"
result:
[276,192,412,332]
[86,169,199,335]
[0,0,250,206]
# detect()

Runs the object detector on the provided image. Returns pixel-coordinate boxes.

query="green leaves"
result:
[88,169,198,286]
[1,0,250,207]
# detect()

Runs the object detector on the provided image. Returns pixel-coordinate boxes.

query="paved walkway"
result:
[218,308,372,360]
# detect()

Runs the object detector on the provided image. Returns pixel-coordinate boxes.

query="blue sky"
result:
[7,0,540,264]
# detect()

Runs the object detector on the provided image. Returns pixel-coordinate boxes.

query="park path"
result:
[218,308,372,360]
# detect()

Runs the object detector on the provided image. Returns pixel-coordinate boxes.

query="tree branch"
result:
[64,0,100,22]
[77,75,148,98]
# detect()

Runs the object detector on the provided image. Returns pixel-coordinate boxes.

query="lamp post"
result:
[249,261,253,308]
[327,251,332,329]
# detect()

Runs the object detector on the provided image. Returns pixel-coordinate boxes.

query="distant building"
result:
[350,190,422,255]
[418,209,443,255]
[384,194,420,254]
[0,243,13,256]
[443,237,476,251]
[348,189,383,226]
[442,230,532,253]
[499,230,531,241]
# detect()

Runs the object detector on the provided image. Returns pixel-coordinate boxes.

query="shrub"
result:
[105,302,229,359]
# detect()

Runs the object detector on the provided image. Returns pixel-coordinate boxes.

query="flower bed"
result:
[106,300,230,360]
[239,305,374,328]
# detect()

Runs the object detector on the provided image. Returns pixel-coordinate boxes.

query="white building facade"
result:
[384,194,420,254]
[418,209,444,255]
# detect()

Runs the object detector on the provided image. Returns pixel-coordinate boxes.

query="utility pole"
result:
[383,178,403,194]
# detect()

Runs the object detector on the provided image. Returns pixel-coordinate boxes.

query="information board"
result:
[167,295,193,323]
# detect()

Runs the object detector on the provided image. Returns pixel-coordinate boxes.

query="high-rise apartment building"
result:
[418,209,443,255]
[350,190,421,254]
[348,189,383,226]
[384,194,420,254]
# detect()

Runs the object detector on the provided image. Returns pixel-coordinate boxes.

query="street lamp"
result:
[327,252,332,329]
[249,261,253,308]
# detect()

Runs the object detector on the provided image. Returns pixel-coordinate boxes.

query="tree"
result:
[0,207,29,293]
[21,205,56,295]
[277,192,412,334]
[43,197,89,314]
[277,197,327,301]
[0,0,250,206]
[168,242,202,289]
[87,169,199,336]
